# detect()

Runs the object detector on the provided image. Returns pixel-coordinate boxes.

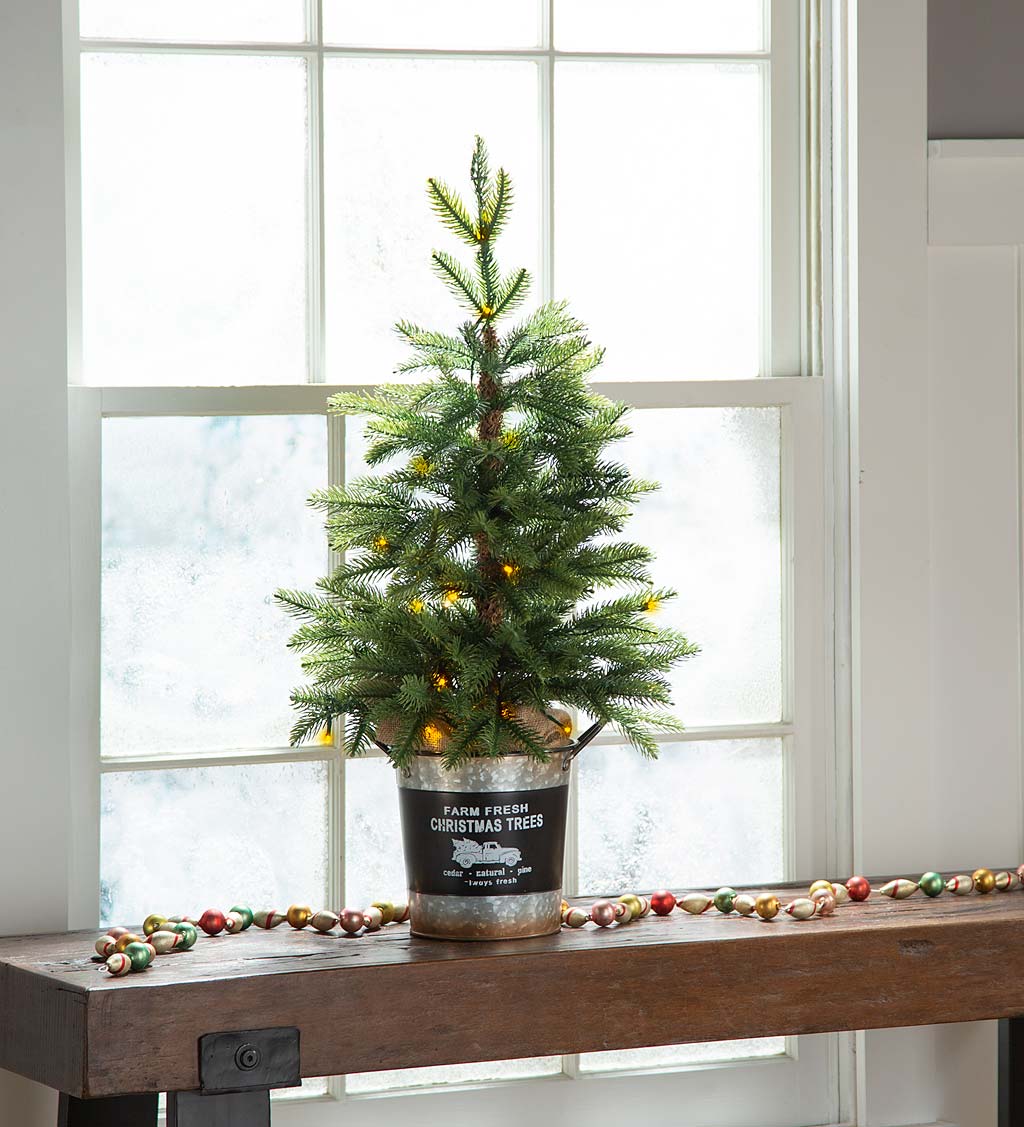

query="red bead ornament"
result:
[846,876,871,902]
[198,909,226,936]
[650,890,677,916]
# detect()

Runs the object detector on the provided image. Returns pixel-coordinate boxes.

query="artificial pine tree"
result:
[277,137,697,768]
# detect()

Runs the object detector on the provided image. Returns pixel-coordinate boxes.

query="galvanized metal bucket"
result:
[380,723,602,940]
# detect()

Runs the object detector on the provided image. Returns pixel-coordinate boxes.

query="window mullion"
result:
[308,0,327,383]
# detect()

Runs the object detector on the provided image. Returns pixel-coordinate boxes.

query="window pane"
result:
[344,757,406,910]
[81,53,308,386]
[577,739,784,894]
[324,0,542,48]
[101,416,326,756]
[347,1058,560,1096]
[101,760,329,926]
[555,0,764,54]
[579,1038,785,1075]
[79,1,305,43]
[556,62,763,380]
[622,408,781,726]
[323,59,541,383]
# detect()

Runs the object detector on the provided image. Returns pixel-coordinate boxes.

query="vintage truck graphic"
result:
[451,838,522,868]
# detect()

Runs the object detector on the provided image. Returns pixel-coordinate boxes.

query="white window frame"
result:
[64,0,843,1121]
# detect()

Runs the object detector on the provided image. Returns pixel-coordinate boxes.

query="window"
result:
[69,1,835,1121]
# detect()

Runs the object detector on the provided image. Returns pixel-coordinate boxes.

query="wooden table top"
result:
[3,879,1024,1098]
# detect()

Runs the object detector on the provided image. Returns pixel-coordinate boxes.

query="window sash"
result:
[66,0,829,1111]
[69,0,804,387]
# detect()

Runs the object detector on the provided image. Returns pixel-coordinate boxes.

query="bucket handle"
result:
[372,720,605,773]
[561,720,605,771]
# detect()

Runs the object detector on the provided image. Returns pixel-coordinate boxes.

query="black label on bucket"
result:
[398,785,568,897]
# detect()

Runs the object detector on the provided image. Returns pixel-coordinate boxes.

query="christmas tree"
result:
[277,138,697,768]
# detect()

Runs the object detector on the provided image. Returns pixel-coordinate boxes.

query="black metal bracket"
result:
[999,1016,1024,1127]
[198,1027,300,1095]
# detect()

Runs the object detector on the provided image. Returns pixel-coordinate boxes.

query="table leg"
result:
[166,1090,270,1127]
[999,1017,1024,1126]
[57,1093,158,1126]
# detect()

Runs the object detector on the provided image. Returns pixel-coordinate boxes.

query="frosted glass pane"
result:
[101,416,326,756]
[80,1,305,43]
[577,740,784,894]
[275,1078,329,1100]
[347,1057,560,1095]
[580,1038,785,1075]
[323,59,541,382]
[324,0,541,48]
[556,62,763,380]
[101,761,329,926]
[555,0,763,53]
[622,408,781,726]
[344,758,406,910]
[81,54,308,385]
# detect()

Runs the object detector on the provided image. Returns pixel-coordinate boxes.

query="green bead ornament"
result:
[713,887,737,914]
[919,871,945,898]
[124,941,153,972]
[229,905,254,930]
[172,922,198,949]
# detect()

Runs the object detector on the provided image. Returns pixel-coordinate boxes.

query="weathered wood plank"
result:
[3,881,1024,1097]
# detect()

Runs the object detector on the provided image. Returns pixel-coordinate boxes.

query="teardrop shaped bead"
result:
[223,912,247,934]
[310,910,339,933]
[253,909,287,929]
[733,894,757,916]
[812,890,837,915]
[562,907,588,928]
[784,898,816,920]
[946,875,974,895]
[392,903,410,923]
[95,936,118,958]
[831,882,849,904]
[362,906,385,932]
[995,871,1018,892]
[149,930,183,954]
[879,879,918,899]
[678,894,713,915]
[106,952,132,976]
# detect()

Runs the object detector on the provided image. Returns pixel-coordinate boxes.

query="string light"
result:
[443,589,460,605]
[422,723,444,748]
[408,598,425,614]
[502,431,520,449]
[643,596,660,614]
[411,455,432,476]
[501,562,520,581]
[480,304,495,317]
[316,727,334,747]
[373,535,390,552]
[432,673,449,691]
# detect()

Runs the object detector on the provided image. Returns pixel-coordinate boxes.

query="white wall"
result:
[0,0,72,1120]
[850,9,1021,1127]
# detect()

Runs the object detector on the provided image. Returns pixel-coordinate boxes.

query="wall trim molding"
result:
[929,140,1024,246]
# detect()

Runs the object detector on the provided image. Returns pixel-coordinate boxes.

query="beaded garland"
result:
[94,900,410,975]
[91,866,1024,976]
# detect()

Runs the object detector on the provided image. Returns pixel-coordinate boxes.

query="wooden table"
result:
[3,880,1024,1126]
